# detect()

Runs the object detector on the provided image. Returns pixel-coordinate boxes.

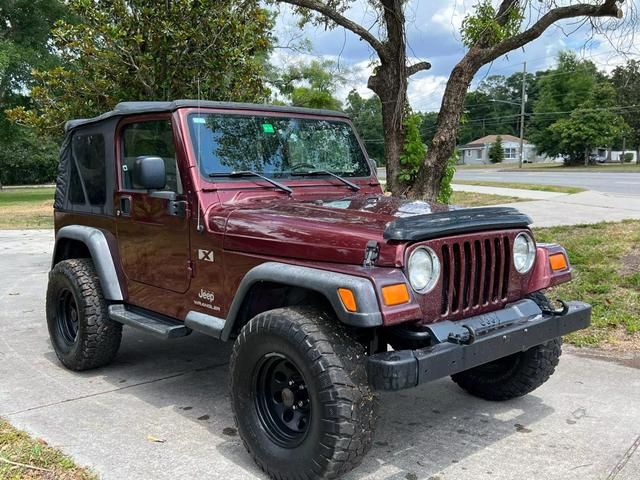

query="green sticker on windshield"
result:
[262,123,275,134]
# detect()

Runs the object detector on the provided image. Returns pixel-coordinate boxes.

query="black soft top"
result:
[65,100,349,132]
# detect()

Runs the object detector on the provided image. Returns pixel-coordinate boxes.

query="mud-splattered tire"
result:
[46,258,122,371]
[229,306,377,480]
[451,292,562,401]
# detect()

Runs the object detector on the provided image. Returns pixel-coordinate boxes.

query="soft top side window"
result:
[120,120,182,193]
[71,133,106,206]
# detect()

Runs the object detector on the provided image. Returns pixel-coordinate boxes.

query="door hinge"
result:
[187,259,195,278]
[363,240,379,268]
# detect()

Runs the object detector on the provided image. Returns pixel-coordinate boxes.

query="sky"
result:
[271,0,640,111]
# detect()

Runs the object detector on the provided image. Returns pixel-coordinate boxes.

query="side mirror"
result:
[134,156,166,190]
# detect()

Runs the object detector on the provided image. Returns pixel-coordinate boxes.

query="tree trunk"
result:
[408,55,479,200]
[584,147,589,166]
[381,102,404,194]
[368,60,407,196]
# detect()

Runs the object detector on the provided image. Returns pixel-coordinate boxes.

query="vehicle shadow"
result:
[46,327,555,480]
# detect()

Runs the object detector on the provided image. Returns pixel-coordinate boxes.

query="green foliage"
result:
[7,0,274,135]
[461,1,523,48]
[611,60,640,150]
[344,90,384,163]
[417,111,438,146]
[528,51,617,163]
[549,108,629,164]
[0,126,59,185]
[269,59,344,110]
[489,135,504,163]
[0,0,69,101]
[398,113,425,184]
[457,72,536,145]
[0,0,69,185]
[437,152,457,204]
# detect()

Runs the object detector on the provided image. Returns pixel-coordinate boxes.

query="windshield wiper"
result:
[209,171,292,195]
[290,169,360,191]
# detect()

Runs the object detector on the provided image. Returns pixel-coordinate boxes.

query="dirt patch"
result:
[618,251,640,277]
[0,200,53,229]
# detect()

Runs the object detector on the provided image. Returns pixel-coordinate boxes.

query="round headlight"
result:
[407,247,441,293]
[513,232,536,273]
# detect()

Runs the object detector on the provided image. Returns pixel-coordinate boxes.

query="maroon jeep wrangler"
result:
[47,101,590,479]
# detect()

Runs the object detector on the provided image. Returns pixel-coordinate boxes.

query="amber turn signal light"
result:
[549,253,568,271]
[337,288,357,312]
[381,283,411,306]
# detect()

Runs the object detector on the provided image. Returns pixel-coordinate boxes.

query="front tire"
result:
[451,338,562,401]
[46,258,122,371]
[229,307,377,480]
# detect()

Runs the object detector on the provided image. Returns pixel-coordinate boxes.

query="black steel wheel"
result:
[56,288,79,345]
[230,306,377,480]
[254,354,311,448]
[46,258,122,371]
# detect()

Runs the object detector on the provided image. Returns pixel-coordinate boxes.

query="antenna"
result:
[196,78,203,233]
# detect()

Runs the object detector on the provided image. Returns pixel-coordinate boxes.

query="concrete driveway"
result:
[1,230,639,480]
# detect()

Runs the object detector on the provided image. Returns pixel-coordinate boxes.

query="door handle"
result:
[120,196,132,216]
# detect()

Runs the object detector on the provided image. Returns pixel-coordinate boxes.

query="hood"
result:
[219,194,452,266]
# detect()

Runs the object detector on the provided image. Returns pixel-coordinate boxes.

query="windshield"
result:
[187,113,371,178]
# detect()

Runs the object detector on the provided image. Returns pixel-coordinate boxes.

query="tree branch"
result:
[276,0,389,61]
[495,0,520,26]
[407,61,431,77]
[482,0,623,63]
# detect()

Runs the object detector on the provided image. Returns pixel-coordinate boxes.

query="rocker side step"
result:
[108,305,190,339]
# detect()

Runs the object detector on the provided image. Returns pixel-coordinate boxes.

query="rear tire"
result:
[46,259,122,371]
[451,292,561,401]
[229,306,377,480]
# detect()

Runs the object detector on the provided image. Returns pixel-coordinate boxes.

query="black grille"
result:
[440,235,511,316]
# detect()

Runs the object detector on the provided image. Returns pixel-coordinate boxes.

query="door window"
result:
[121,120,182,193]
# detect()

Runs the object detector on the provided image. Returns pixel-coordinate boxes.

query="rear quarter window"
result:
[71,133,106,205]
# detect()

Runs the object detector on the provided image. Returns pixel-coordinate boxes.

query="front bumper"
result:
[367,299,591,390]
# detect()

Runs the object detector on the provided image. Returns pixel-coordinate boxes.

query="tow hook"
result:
[543,299,570,316]
[447,325,476,346]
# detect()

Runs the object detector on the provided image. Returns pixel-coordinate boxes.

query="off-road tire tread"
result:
[229,306,377,480]
[451,292,562,401]
[47,258,122,371]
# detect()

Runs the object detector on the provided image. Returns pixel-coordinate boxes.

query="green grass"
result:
[535,220,640,349]
[454,180,584,194]
[0,188,55,229]
[449,191,525,207]
[0,419,95,479]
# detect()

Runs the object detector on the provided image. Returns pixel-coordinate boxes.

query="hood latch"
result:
[363,240,379,268]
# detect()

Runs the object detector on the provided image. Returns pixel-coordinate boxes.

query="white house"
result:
[458,134,545,165]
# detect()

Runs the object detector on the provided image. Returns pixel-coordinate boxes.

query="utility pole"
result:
[518,62,527,169]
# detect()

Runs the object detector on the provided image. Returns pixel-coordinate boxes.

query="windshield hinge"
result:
[363,240,379,268]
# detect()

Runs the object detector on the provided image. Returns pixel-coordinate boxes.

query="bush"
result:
[437,151,457,204]
[623,152,634,163]
[398,113,426,184]
[0,127,59,186]
[489,135,504,163]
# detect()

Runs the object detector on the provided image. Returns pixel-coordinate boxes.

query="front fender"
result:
[186,262,383,341]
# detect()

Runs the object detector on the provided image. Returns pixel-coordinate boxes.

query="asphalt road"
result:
[454,169,640,195]
[1,229,640,480]
[376,167,640,195]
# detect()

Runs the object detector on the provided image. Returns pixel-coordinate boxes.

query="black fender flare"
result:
[52,225,124,301]
[185,262,383,341]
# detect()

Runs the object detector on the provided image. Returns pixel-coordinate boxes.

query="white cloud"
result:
[408,75,450,111]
